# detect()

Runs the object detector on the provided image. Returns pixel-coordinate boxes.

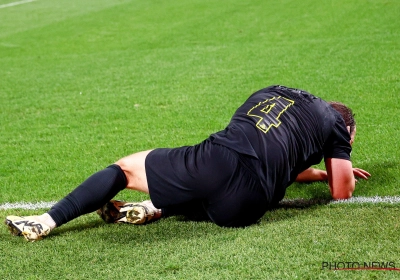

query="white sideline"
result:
[1,196,400,210]
[0,0,36,9]
[331,196,400,204]
[0,201,56,210]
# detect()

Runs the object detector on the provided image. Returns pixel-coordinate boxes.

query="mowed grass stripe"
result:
[0,0,35,9]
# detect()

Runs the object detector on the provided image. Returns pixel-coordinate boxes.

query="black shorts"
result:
[145,139,268,227]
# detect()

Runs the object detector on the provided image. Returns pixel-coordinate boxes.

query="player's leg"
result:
[96,151,206,225]
[205,184,268,228]
[97,141,239,227]
[138,141,257,226]
[115,150,152,193]
[204,156,269,228]
[5,150,152,241]
[95,150,165,224]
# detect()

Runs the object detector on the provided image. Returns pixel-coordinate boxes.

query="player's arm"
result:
[295,166,370,183]
[295,168,327,182]
[325,158,355,200]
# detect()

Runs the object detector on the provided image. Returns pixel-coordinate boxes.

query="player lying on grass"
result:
[5,85,370,241]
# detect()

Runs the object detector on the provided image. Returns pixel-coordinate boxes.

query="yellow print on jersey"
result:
[247,96,295,133]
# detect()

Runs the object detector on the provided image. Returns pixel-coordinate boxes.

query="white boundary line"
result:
[1,196,400,210]
[0,0,36,9]
[331,196,400,204]
[0,201,56,210]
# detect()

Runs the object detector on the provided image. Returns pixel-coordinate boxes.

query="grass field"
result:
[0,0,399,279]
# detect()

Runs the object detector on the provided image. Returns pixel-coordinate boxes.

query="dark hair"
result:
[328,101,356,130]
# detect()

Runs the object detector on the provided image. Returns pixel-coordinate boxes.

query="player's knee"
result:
[115,151,151,172]
[113,153,150,193]
[114,157,129,172]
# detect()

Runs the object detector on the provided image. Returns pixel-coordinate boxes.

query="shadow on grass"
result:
[258,197,331,225]
[49,218,105,237]
[276,197,331,209]
[48,196,334,242]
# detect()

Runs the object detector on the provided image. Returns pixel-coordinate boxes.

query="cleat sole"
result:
[126,207,146,224]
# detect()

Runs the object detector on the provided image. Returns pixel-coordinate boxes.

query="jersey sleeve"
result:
[323,115,352,160]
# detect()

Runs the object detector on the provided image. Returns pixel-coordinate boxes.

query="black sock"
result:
[48,164,127,226]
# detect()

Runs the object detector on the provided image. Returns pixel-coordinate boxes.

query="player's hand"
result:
[353,168,370,182]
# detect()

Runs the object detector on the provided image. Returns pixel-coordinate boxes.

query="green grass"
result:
[0,0,399,279]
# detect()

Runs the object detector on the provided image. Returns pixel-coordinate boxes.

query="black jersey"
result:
[210,85,352,204]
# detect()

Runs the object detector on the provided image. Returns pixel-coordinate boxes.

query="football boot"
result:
[97,200,162,225]
[5,215,51,242]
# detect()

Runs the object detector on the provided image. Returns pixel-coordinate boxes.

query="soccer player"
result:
[5,85,370,241]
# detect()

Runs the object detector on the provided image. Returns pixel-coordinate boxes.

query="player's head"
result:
[328,101,356,145]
